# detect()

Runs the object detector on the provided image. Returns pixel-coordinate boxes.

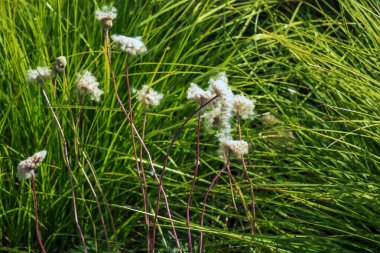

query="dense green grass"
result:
[1,0,380,252]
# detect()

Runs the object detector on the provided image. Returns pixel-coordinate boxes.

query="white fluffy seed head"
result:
[219,138,249,156]
[75,70,104,102]
[111,35,147,55]
[55,56,67,72]
[136,85,163,107]
[16,150,47,181]
[186,83,214,104]
[208,72,233,99]
[204,72,234,137]
[26,67,52,84]
[233,94,256,119]
[95,5,117,29]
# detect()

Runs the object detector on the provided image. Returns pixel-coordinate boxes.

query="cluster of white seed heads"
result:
[75,70,104,102]
[187,72,256,156]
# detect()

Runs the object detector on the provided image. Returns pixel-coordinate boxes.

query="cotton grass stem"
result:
[73,140,111,252]
[104,29,181,252]
[199,161,229,253]
[78,142,118,246]
[40,85,87,252]
[185,106,202,253]
[69,78,118,250]
[31,173,47,253]
[124,53,150,251]
[52,71,58,97]
[151,95,219,252]
[226,165,245,232]
[140,109,151,252]
[237,112,256,233]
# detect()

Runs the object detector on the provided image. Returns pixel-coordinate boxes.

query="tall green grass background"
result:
[1,0,379,252]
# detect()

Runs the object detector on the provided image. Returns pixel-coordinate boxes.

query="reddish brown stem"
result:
[140,109,151,252]
[226,165,245,233]
[237,112,256,233]
[199,161,229,253]
[124,53,151,252]
[104,29,181,252]
[40,86,87,252]
[53,71,58,97]
[73,139,111,252]
[68,94,118,250]
[152,95,218,252]
[31,173,47,253]
[185,107,202,253]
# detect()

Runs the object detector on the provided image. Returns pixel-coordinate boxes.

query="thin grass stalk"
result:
[237,112,256,233]
[185,106,202,253]
[124,53,151,251]
[104,29,181,252]
[77,143,118,246]
[199,161,229,253]
[53,71,58,97]
[139,109,151,252]
[63,69,70,102]
[67,71,118,250]
[152,95,219,251]
[31,173,47,253]
[225,165,246,233]
[73,140,111,252]
[40,85,87,253]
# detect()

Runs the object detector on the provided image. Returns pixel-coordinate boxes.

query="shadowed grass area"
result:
[1,0,380,252]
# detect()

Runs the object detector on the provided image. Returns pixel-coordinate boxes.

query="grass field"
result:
[1,0,380,252]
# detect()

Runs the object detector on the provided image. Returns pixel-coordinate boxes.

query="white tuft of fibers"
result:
[26,67,52,84]
[186,83,214,104]
[16,150,47,181]
[55,56,67,72]
[111,35,147,55]
[75,70,104,102]
[205,72,234,137]
[95,5,117,21]
[219,138,249,156]
[233,94,256,119]
[136,85,163,107]
[95,5,117,29]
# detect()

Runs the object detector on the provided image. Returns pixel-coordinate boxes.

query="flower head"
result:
[26,67,52,84]
[136,85,163,107]
[233,94,255,119]
[186,83,214,104]
[75,70,104,102]
[111,35,147,55]
[219,138,249,156]
[205,72,234,138]
[17,150,47,181]
[95,5,117,29]
[54,56,67,72]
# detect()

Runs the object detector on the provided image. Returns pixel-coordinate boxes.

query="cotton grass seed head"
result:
[111,35,147,55]
[26,67,52,84]
[54,56,67,72]
[219,138,249,157]
[75,70,104,102]
[205,72,234,138]
[17,150,47,181]
[233,94,256,119]
[186,83,214,104]
[136,85,163,107]
[95,5,117,29]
